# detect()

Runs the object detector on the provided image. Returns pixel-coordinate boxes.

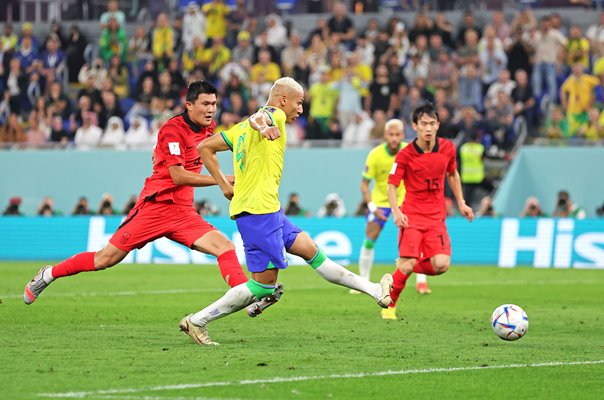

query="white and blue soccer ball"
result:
[491,304,529,341]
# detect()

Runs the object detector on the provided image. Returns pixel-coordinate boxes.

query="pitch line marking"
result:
[38,359,604,398]
[3,279,602,300]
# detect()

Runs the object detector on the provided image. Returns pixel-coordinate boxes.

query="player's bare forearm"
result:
[249,111,280,140]
[198,135,233,198]
[168,165,217,187]
[361,179,372,205]
[388,183,408,228]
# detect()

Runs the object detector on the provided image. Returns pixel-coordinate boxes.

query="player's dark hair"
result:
[186,80,218,103]
[412,103,439,124]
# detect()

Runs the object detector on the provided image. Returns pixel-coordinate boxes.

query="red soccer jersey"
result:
[138,112,215,206]
[388,137,457,225]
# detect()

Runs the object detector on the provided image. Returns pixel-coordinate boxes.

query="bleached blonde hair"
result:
[269,77,304,98]
[384,118,404,132]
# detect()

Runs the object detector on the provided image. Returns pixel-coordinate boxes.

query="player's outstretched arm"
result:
[447,169,475,222]
[168,165,220,187]
[198,134,234,200]
[249,111,280,140]
[388,183,408,228]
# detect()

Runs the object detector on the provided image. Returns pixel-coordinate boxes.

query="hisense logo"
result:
[498,219,604,268]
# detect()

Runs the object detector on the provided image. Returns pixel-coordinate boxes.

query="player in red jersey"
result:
[381,103,474,319]
[23,81,248,305]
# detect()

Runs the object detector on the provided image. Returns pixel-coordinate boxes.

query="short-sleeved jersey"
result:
[363,142,407,207]
[388,137,457,225]
[138,112,214,206]
[221,106,287,217]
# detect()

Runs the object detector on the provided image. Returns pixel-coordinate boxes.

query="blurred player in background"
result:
[24,81,248,305]
[181,77,393,345]
[383,103,474,320]
[354,118,431,296]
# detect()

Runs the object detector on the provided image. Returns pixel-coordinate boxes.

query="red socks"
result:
[413,258,437,275]
[389,268,409,307]
[217,250,248,287]
[51,252,97,278]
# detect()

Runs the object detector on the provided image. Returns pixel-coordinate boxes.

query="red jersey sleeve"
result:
[156,123,186,168]
[446,140,457,174]
[388,149,406,187]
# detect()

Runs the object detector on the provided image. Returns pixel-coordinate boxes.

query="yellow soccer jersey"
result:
[362,142,407,207]
[221,106,287,217]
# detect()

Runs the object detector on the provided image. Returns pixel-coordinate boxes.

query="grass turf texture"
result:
[1,262,603,400]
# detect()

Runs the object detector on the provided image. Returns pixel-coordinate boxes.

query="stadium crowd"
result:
[1,0,604,153]
[1,1,603,216]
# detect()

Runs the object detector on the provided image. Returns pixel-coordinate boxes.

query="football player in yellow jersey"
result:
[354,120,432,308]
[179,78,394,345]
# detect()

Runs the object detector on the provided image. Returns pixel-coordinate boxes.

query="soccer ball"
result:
[491,304,529,341]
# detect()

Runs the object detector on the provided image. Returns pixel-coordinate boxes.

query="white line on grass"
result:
[38,359,604,399]
[3,279,602,300]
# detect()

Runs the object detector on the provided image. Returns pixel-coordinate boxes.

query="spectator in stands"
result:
[530,15,567,103]
[477,196,497,218]
[455,106,487,145]
[576,107,604,140]
[100,116,125,147]
[182,36,205,77]
[202,0,230,43]
[78,58,108,90]
[506,27,532,80]
[26,110,49,148]
[355,33,375,68]
[342,111,374,147]
[200,36,231,81]
[99,90,124,127]
[284,193,311,217]
[327,1,355,49]
[194,199,220,216]
[429,50,457,96]
[0,112,26,146]
[543,105,569,139]
[127,76,155,121]
[586,11,604,59]
[172,14,184,57]
[100,0,125,29]
[491,11,511,47]
[560,62,599,135]
[65,25,88,84]
[479,36,508,94]
[72,196,92,215]
[433,12,455,50]
[151,12,174,71]
[486,90,516,152]
[0,23,18,59]
[99,17,127,64]
[458,64,483,112]
[511,69,536,130]
[369,109,386,140]
[553,190,586,219]
[305,33,328,76]
[39,34,65,87]
[46,82,71,119]
[182,2,206,52]
[226,0,251,48]
[456,10,481,47]
[74,111,102,149]
[250,50,281,84]
[403,50,429,88]
[307,67,338,139]
[565,25,590,71]
[334,63,363,131]
[127,25,151,64]
[124,115,151,147]
[15,35,38,76]
[264,14,288,50]
[155,70,179,110]
[457,28,480,68]
[596,201,604,217]
[3,196,23,216]
[366,64,397,118]
[107,55,129,98]
[281,32,304,77]
[510,7,537,37]
[248,71,272,106]
[50,115,73,147]
[231,30,254,69]
[317,193,347,218]
[37,196,59,217]
[1,57,27,115]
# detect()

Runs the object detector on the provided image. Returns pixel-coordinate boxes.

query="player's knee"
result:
[396,258,415,275]
[433,260,450,274]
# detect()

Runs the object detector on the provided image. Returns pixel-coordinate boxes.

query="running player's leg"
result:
[288,229,393,308]
[181,213,285,345]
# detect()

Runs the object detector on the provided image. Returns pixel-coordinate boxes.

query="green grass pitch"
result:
[1,261,603,399]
